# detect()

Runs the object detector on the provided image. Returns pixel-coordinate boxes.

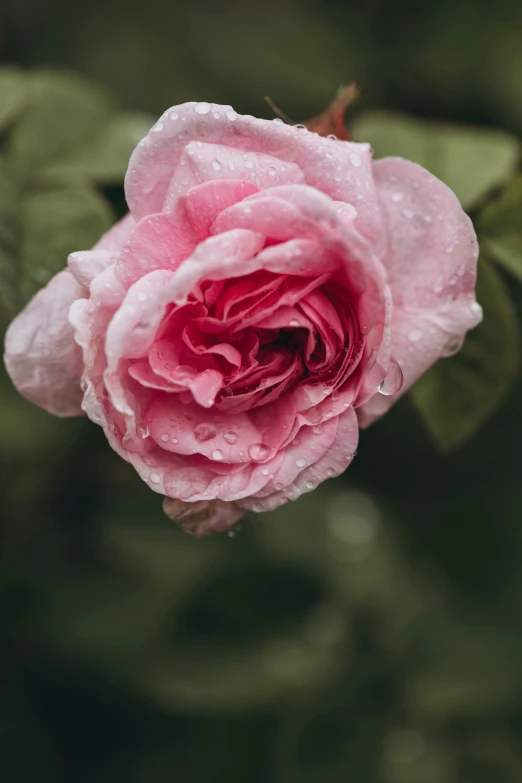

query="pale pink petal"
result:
[164,142,305,209]
[182,179,259,239]
[240,407,358,511]
[68,250,118,288]
[116,210,197,289]
[4,270,86,416]
[93,213,135,251]
[89,264,126,309]
[358,158,481,426]
[124,102,381,241]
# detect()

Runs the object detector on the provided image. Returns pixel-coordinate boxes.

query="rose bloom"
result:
[4,102,481,534]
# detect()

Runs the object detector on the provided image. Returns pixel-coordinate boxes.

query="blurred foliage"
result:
[1,0,522,781]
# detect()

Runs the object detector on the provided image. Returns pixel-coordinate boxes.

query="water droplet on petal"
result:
[349,152,361,167]
[327,467,335,477]
[391,191,404,203]
[226,109,237,121]
[378,357,404,396]
[305,480,315,490]
[150,472,161,484]
[211,159,222,171]
[441,335,464,357]
[296,458,307,468]
[194,423,217,442]
[194,101,211,115]
[408,329,422,342]
[211,449,224,461]
[289,318,300,327]
[267,166,277,177]
[312,425,323,435]
[249,443,270,461]
[160,433,169,442]
[295,124,308,133]
[471,301,483,319]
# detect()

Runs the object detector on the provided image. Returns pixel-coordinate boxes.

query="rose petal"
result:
[358,157,481,426]
[4,270,86,416]
[125,102,381,241]
[164,142,305,209]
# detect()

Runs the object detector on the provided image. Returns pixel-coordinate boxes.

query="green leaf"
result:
[409,258,519,452]
[0,158,21,315]
[39,111,155,185]
[20,186,113,301]
[352,110,520,211]
[0,66,28,131]
[477,173,522,281]
[407,623,522,718]
[8,69,113,175]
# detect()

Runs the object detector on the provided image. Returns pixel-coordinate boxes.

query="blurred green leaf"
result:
[477,174,522,281]
[0,158,21,315]
[39,111,155,185]
[0,66,28,131]
[9,69,113,175]
[20,185,113,300]
[410,258,519,451]
[407,624,522,718]
[352,111,519,210]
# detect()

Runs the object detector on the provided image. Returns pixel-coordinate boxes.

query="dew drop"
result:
[224,431,238,445]
[211,448,224,461]
[267,166,277,177]
[160,433,169,442]
[249,442,270,461]
[172,437,178,444]
[312,425,323,435]
[391,191,404,203]
[295,124,308,133]
[194,101,211,115]
[441,335,464,357]
[211,159,222,171]
[150,472,161,484]
[137,291,148,301]
[378,357,404,396]
[289,318,300,327]
[296,458,307,468]
[194,423,217,442]
[225,109,237,121]
[408,329,422,342]
[349,152,361,167]
[305,480,315,490]
[327,467,335,477]
[471,301,483,319]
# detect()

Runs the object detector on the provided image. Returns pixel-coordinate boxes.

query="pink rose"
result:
[4,101,481,534]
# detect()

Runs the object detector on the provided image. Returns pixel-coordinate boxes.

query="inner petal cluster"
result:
[127,268,363,416]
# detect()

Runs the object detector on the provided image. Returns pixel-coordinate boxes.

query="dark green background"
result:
[1,1,522,781]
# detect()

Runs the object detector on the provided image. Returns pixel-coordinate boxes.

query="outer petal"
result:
[4,270,86,416]
[125,102,382,241]
[358,158,481,426]
[164,142,305,209]
[239,407,359,512]
[93,213,135,251]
